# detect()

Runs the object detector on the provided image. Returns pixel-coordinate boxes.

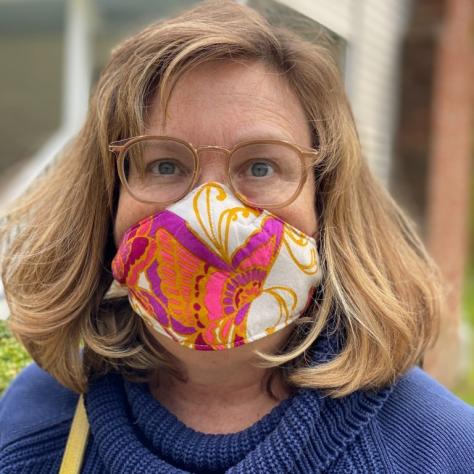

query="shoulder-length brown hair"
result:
[0,0,445,397]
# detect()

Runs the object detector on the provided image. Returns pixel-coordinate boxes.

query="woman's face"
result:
[113,60,318,247]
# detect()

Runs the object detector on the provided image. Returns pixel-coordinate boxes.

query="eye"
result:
[246,160,276,178]
[148,159,183,176]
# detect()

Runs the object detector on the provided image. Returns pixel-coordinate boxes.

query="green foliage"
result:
[451,119,474,405]
[463,274,474,327]
[0,320,32,396]
[452,273,474,405]
[453,363,474,406]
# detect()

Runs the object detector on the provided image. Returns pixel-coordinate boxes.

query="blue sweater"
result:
[1,353,473,473]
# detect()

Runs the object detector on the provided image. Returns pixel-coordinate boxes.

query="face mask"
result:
[111,182,322,351]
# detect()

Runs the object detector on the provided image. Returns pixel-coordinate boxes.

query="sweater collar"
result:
[84,327,394,473]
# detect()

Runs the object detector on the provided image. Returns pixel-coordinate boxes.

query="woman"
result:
[0,1,473,473]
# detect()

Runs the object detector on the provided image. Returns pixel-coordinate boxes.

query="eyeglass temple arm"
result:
[109,138,134,153]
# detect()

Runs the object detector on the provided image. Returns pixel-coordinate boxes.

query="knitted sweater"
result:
[1,354,473,473]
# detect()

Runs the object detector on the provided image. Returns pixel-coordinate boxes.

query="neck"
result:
[149,359,292,406]
[145,325,298,433]
[148,364,293,433]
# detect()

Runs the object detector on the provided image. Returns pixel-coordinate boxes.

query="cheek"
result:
[113,191,165,247]
[272,180,317,236]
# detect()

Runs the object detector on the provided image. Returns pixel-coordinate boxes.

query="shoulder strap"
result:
[59,394,90,474]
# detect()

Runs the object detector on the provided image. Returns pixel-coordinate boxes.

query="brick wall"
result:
[392,0,474,387]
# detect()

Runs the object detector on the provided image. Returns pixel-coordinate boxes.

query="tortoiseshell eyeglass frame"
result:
[109,135,321,209]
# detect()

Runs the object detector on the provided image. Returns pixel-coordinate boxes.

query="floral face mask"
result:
[111,182,322,351]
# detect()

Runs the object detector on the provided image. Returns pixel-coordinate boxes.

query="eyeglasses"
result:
[109,135,321,209]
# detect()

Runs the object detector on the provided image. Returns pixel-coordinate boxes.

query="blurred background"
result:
[0,0,473,403]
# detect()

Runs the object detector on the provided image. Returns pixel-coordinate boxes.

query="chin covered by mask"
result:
[111,182,322,351]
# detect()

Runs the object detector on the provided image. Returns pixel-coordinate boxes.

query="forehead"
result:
[145,60,312,148]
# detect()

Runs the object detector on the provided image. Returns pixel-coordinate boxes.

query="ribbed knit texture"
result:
[1,327,473,473]
[80,369,393,473]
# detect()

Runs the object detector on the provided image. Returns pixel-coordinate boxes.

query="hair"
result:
[0,0,446,398]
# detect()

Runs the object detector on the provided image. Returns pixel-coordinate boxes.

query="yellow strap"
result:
[59,394,90,474]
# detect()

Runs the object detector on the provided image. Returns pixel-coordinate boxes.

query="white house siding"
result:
[278,0,412,186]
